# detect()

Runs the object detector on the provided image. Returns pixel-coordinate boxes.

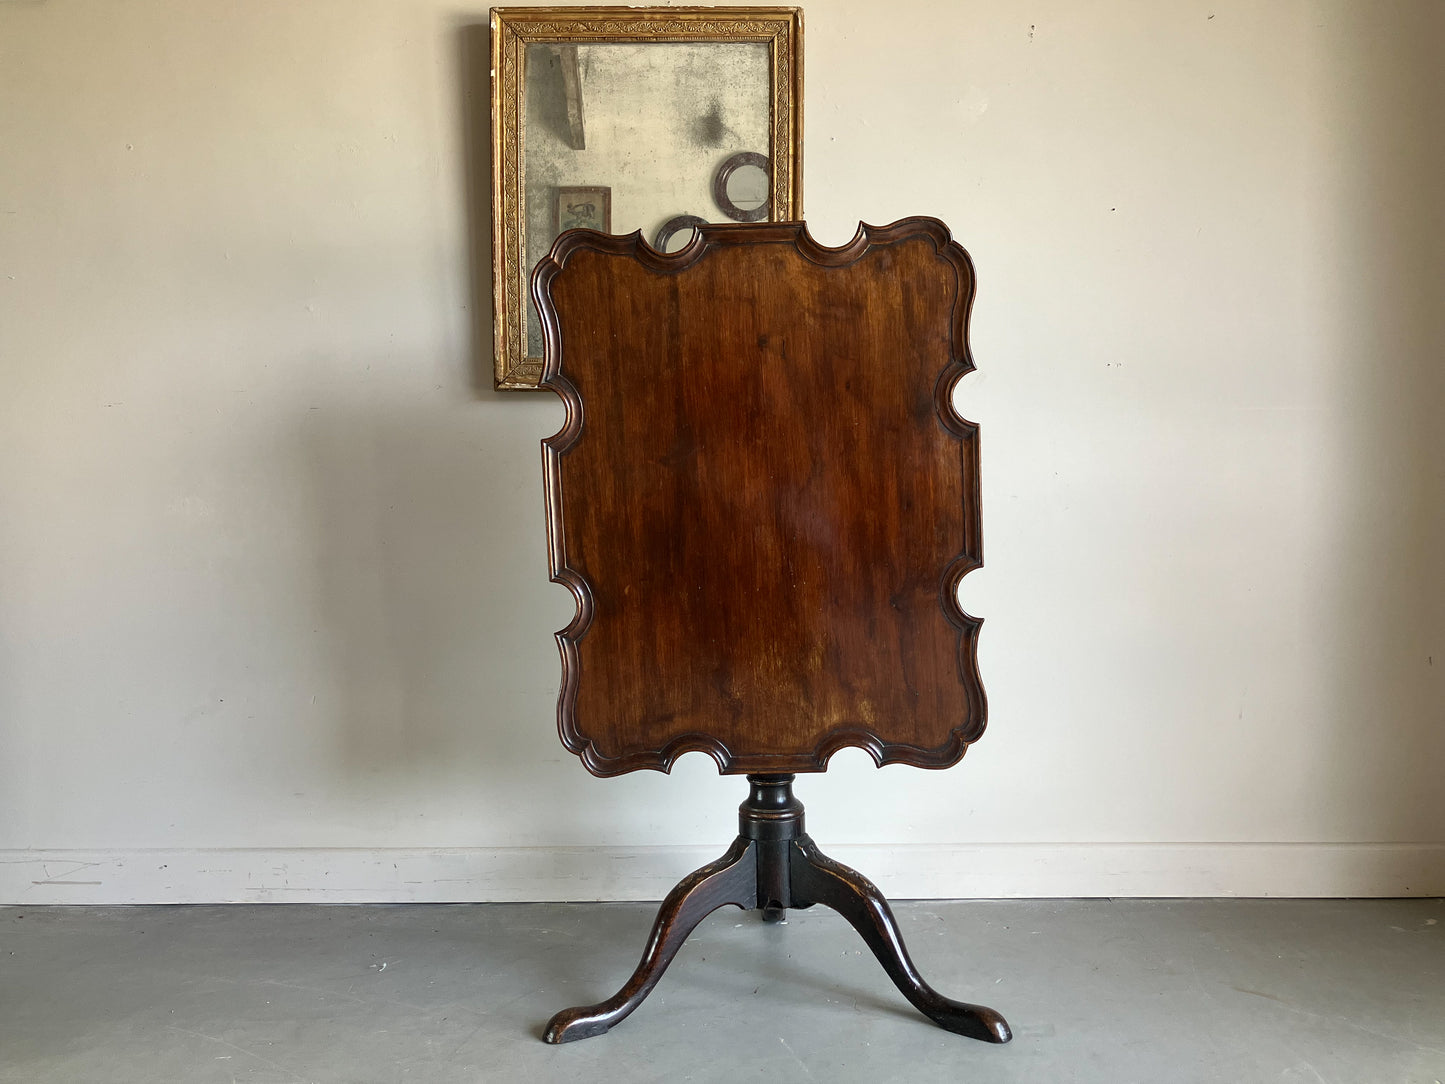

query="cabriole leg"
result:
[788,835,1011,1043]
[543,837,759,1043]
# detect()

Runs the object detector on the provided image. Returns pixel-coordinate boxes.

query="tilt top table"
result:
[531,217,1008,1044]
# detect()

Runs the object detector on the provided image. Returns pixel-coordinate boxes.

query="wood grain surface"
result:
[534,218,985,775]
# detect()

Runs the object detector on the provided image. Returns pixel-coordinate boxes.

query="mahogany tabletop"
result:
[534,218,986,776]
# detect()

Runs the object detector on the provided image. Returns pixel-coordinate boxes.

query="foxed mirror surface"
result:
[523,42,770,357]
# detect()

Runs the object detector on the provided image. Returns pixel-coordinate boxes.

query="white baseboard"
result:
[2,842,1442,905]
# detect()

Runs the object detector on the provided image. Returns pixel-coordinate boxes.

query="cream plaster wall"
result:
[1,0,1441,902]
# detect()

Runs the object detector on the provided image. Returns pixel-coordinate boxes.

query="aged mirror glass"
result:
[490,7,803,389]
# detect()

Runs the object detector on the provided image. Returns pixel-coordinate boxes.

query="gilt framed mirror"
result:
[489,6,803,389]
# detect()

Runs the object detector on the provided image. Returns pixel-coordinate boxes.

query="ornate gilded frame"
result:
[489,6,804,389]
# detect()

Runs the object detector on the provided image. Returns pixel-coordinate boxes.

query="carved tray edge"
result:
[557,722,990,778]
[533,217,988,777]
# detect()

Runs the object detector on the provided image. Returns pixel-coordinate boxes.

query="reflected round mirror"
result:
[713,151,770,222]
[653,214,709,254]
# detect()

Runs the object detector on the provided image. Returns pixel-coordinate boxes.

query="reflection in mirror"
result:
[725,163,769,213]
[713,151,771,221]
[491,8,802,388]
[654,214,709,254]
[523,42,769,356]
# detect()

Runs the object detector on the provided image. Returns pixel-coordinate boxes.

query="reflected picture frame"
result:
[556,186,612,234]
[490,6,804,389]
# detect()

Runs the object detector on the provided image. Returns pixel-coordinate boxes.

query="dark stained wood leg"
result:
[542,836,759,1043]
[542,777,1012,1045]
[789,835,1012,1043]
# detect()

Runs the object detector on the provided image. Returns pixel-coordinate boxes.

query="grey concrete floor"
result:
[1,898,1442,1083]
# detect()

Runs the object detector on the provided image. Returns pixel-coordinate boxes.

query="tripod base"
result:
[543,775,1011,1045]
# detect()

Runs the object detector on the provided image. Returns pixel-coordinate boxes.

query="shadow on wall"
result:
[1319,6,1445,844]
[296,388,565,782]
[275,20,734,849]
[288,21,580,825]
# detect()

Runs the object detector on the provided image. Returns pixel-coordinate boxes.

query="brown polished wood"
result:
[534,218,986,776]
[532,219,1009,1045]
[542,775,1010,1044]
[543,835,759,1043]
